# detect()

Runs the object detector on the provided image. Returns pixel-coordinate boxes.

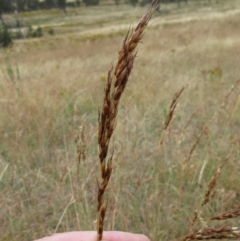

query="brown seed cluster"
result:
[202,158,228,207]
[97,2,158,241]
[183,226,240,241]
[211,205,240,221]
[163,87,184,131]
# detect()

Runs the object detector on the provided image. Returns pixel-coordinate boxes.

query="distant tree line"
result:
[0,0,220,14]
[0,0,81,13]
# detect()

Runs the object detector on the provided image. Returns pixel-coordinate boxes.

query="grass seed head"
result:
[96,2,158,240]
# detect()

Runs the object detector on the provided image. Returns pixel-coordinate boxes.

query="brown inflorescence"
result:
[97,2,159,241]
[211,205,240,221]
[183,226,240,241]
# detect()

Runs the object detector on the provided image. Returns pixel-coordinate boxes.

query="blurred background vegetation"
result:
[0,0,227,48]
[1,0,240,241]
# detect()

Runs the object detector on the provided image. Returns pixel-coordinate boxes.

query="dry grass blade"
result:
[221,79,240,109]
[183,114,216,166]
[211,205,240,220]
[183,129,205,165]
[201,157,228,207]
[97,2,159,240]
[183,109,199,131]
[189,157,229,231]
[75,116,86,182]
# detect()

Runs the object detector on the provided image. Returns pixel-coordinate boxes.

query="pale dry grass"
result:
[1,3,240,241]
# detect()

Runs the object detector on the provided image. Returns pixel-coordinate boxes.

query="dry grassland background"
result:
[1,0,240,240]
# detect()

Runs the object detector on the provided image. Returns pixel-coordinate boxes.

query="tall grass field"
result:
[1,1,240,240]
